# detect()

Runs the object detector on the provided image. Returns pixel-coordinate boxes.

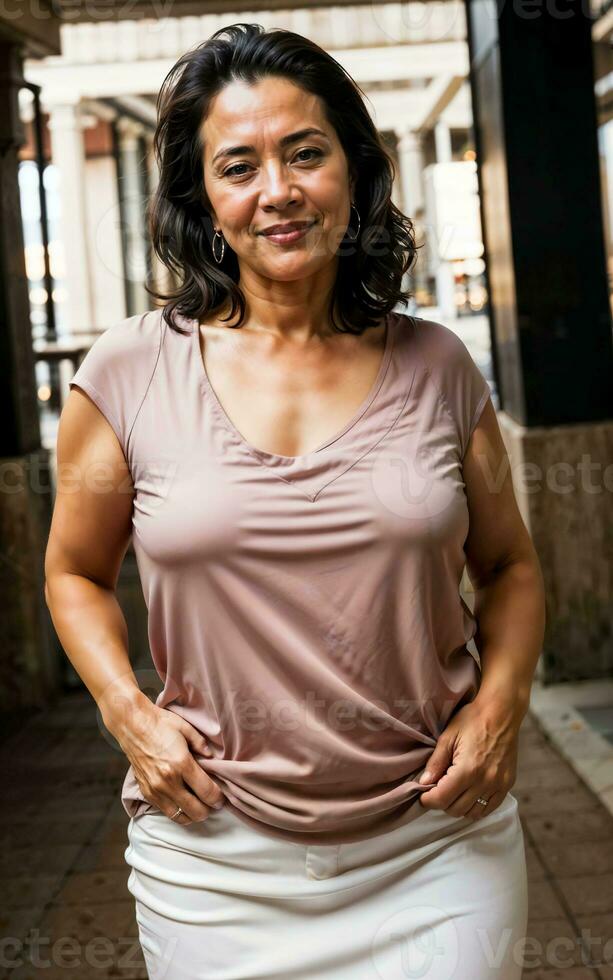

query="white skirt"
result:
[124,791,528,980]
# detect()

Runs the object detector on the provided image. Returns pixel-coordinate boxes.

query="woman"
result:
[45,22,546,980]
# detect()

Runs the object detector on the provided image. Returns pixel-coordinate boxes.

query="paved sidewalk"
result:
[1,693,612,979]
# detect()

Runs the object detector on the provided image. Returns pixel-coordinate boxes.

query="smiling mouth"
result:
[260,221,317,239]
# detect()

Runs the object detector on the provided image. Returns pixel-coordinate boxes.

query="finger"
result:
[145,765,213,824]
[417,766,470,811]
[181,722,212,758]
[182,754,225,811]
[150,789,199,825]
[158,781,219,824]
[464,789,505,821]
[445,785,500,820]
[417,741,454,787]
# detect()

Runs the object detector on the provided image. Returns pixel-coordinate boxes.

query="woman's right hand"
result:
[109,696,225,825]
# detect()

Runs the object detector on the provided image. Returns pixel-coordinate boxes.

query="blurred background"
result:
[1,2,612,977]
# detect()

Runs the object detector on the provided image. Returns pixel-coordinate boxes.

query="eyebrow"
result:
[211,128,330,167]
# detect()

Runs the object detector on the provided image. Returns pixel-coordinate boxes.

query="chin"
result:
[261,266,315,282]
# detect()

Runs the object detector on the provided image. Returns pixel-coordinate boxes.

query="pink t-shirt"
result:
[69,306,491,845]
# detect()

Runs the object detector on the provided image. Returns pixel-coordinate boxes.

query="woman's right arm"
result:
[44,387,224,823]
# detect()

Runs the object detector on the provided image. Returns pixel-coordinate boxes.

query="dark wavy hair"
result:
[145,21,420,336]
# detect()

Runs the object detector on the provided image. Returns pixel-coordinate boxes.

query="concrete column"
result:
[466,0,613,680]
[432,121,457,320]
[145,132,159,196]
[144,133,174,298]
[396,129,425,218]
[435,263,457,321]
[116,118,150,314]
[47,101,96,335]
[0,40,59,718]
[434,121,453,164]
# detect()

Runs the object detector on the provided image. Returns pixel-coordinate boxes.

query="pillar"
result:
[466,0,613,682]
[47,101,96,335]
[396,129,425,218]
[431,121,457,320]
[116,118,151,315]
[0,40,60,721]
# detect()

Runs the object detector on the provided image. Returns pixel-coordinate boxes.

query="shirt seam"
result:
[311,361,418,501]
[125,311,166,459]
[412,318,463,454]
[69,377,123,448]
[464,384,491,459]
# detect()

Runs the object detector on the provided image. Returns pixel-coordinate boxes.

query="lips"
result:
[261,220,315,236]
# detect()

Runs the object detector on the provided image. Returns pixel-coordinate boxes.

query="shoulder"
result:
[410,316,475,367]
[82,309,164,364]
[71,309,164,397]
[68,309,165,454]
[408,315,487,393]
[392,311,473,367]
[399,313,491,456]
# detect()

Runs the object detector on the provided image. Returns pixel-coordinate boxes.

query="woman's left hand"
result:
[416,694,525,821]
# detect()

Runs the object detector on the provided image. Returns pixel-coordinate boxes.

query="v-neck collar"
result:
[179,309,413,501]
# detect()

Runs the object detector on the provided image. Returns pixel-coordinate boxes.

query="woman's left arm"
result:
[418,397,547,819]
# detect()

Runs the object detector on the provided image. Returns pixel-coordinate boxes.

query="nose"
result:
[258,161,300,210]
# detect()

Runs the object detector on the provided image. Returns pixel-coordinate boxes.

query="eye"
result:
[222,163,252,178]
[294,148,323,163]
[222,148,323,179]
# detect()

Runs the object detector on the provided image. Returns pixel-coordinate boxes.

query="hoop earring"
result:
[347,202,361,242]
[212,229,225,264]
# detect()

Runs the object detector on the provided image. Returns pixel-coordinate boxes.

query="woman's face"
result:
[201,75,356,283]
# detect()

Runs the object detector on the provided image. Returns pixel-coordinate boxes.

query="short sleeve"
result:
[413,317,492,458]
[68,310,163,458]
